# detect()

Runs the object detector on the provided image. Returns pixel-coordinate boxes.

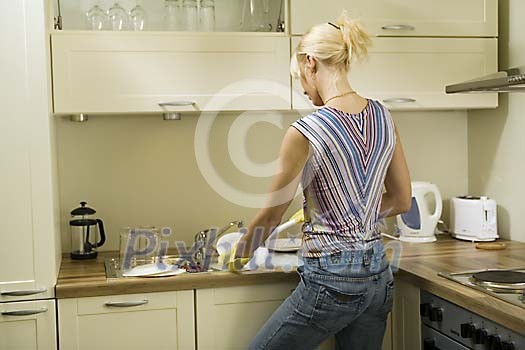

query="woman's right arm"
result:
[380,124,412,218]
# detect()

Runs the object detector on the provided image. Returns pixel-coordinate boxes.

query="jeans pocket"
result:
[310,284,367,332]
[322,286,366,305]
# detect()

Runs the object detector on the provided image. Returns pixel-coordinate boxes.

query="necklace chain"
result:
[324,90,356,105]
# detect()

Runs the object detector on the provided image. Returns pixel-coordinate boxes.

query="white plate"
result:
[216,232,244,256]
[141,269,187,278]
[122,263,186,277]
[266,238,302,252]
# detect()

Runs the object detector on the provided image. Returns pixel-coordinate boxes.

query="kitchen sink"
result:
[104,255,224,279]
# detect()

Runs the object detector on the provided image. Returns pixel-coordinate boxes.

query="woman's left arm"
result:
[235,126,311,258]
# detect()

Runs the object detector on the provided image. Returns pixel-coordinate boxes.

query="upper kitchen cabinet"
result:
[50,0,292,115]
[292,37,498,111]
[290,0,498,37]
[52,33,291,114]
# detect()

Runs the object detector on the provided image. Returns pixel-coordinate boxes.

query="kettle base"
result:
[399,235,437,243]
[71,250,98,260]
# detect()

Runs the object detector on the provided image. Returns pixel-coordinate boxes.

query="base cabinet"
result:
[58,291,195,350]
[195,282,298,350]
[0,300,57,350]
[194,282,395,350]
[392,278,421,350]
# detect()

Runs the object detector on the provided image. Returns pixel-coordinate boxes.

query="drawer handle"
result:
[158,101,196,108]
[1,288,47,297]
[381,24,415,31]
[104,300,149,308]
[383,98,417,104]
[2,308,48,316]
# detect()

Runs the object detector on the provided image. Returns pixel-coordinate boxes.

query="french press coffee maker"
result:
[70,201,106,259]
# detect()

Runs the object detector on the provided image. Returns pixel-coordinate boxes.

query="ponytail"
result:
[291,10,371,77]
[335,10,371,62]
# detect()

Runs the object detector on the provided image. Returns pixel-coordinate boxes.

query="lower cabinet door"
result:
[196,282,336,350]
[392,278,421,350]
[0,300,57,350]
[196,282,298,350]
[58,291,195,350]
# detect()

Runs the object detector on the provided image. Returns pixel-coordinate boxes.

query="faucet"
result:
[193,220,245,266]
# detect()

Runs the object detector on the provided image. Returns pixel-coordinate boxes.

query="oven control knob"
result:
[488,335,502,350]
[423,338,440,350]
[460,323,475,338]
[475,328,488,344]
[429,307,443,322]
[420,303,432,317]
[501,341,515,350]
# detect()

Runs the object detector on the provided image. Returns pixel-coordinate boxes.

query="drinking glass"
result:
[107,2,128,31]
[165,0,182,31]
[119,226,160,269]
[240,0,272,32]
[86,3,106,31]
[129,2,146,31]
[182,0,198,31]
[200,0,216,32]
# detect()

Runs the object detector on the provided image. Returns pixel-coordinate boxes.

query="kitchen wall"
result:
[468,0,525,242]
[56,110,468,252]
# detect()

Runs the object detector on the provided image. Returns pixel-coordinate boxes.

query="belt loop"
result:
[363,248,374,267]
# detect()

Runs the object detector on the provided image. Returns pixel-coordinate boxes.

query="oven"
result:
[420,291,523,350]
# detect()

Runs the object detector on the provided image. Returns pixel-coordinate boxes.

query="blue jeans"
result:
[249,241,394,350]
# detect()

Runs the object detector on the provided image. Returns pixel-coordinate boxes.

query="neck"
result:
[317,68,353,104]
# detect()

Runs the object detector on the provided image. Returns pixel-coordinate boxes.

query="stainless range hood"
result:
[446,66,525,93]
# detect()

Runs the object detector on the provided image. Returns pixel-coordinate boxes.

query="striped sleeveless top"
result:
[291,99,396,258]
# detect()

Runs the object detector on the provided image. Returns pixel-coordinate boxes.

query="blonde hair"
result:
[291,10,371,79]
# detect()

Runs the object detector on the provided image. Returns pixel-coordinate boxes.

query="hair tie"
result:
[328,22,341,30]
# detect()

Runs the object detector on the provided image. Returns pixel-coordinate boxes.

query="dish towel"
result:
[225,245,300,272]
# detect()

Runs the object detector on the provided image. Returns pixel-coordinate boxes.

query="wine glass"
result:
[129,1,146,31]
[107,2,128,31]
[86,2,106,31]
[165,0,182,31]
[182,0,198,31]
[200,0,216,32]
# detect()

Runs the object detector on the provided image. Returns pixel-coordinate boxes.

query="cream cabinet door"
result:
[0,300,57,350]
[196,281,336,350]
[392,279,421,350]
[0,0,57,302]
[292,37,498,111]
[52,33,291,114]
[58,291,195,350]
[291,0,497,37]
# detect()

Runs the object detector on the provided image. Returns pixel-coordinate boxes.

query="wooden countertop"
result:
[56,236,525,334]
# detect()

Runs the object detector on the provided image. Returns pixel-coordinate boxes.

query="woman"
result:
[232,11,411,350]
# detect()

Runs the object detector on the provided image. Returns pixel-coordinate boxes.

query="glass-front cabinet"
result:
[52,0,286,32]
[49,0,291,115]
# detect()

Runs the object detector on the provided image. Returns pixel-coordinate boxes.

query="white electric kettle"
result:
[396,181,442,243]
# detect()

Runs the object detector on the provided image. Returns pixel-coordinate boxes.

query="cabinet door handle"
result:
[1,288,47,296]
[2,308,48,316]
[383,98,417,103]
[381,24,415,31]
[158,101,196,108]
[104,300,149,308]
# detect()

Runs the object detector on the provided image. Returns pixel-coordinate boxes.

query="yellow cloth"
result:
[226,243,250,273]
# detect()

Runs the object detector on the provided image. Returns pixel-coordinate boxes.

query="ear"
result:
[306,55,317,72]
